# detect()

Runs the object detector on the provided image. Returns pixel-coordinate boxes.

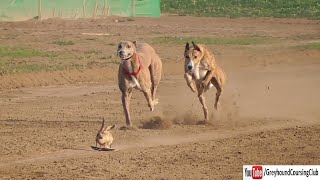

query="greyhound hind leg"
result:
[149,59,162,102]
[142,89,155,111]
[211,78,222,110]
[151,85,159,105]
[198,94,209,121]
[197,83,208,120]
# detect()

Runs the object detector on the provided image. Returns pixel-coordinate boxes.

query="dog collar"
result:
[123,54,143,78]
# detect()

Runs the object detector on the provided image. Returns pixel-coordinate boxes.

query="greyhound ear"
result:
[132,41,137,47]
[192,41,201,52]
[185,42,190,52]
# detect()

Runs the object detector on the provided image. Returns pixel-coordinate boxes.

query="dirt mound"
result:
[172,112,202,125]
[140,116,172,129]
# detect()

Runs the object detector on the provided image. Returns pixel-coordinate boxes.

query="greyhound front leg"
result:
[214,86,222,110]
[122,90,133,127]
[201,70,215,89]
[198,94,209,121]
[184,73,196,93]
[211,77,222,110]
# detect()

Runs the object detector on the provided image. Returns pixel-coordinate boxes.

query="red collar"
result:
[123,54,143,78]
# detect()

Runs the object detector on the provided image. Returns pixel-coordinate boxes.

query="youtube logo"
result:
[252,165,263,179]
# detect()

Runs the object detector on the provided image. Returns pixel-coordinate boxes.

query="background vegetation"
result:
[161,0,320,19]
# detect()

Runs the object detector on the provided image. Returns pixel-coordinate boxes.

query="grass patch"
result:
[52,40,75,46]
[0,46,112,75]
[107,42,116,46]
[152,36,270,45]
[0,47,55,58]
[0,46,86,75]
[299,42,320,50]
[10,64,65,73]
[0,62,64,75]
[161,0,320,19]
[0,62,88,75]
[84,49,101,54]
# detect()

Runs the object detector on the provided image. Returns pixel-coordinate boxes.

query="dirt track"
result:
[0,16,320,179]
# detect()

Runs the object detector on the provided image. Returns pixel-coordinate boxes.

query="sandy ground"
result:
[0,16,319,179]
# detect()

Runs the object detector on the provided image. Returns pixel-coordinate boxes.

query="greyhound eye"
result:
[127,45,131,48]
[185,55,190,59]
[118,45,121,49]
[194,56,197,59]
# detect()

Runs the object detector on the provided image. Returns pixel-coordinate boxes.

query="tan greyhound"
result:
[117,41,162,127]
[184,42,226,121]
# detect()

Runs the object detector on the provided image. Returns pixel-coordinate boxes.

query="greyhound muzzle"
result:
[118,50,133,60]
[186,60,194,73]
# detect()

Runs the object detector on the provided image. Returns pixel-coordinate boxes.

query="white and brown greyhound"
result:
[184,42,226,121]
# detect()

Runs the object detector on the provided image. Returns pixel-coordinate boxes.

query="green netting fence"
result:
[0,0,160,21]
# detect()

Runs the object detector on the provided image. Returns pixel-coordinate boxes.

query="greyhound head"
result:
[184,41,203,72]
[117,41,137,60]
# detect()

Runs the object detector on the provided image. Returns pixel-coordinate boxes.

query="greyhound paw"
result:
[119,125,137,131]
[149,99,158,111]
[153,98,159,105]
